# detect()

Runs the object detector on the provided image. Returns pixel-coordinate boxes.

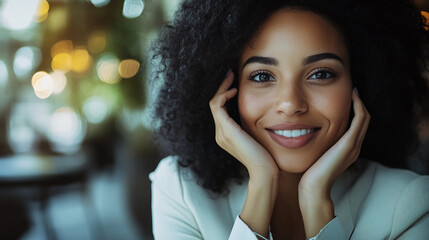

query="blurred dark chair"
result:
[0,150,100,240]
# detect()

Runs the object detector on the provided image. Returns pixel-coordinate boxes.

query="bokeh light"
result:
[32,71,54,99]
[118,59,140,78]
[50,40,74,72]
[83,96,110,124]
[34,0,49,22]
[47,107,86,154]
[51,53,72,72]
[46,6,68,32]
[51,54,72,72]
[422,11,429,31]
[50,71,67,94]
[90,0,111,8]
[51,40,73,58]
[88,31,107,54]
[97,54,120,84]
[0,0,40,30]
[122,0,144,19]
[71,47,92,73]
[13,46,42,79]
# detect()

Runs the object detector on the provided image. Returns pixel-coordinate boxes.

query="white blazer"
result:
[150,156,429,239]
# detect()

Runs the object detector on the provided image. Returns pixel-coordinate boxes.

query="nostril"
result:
[276,101,309,115]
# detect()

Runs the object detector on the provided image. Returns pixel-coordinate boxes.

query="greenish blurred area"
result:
[0,0,181,157]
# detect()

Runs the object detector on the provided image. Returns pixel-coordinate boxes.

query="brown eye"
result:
[249,71,275,82]
[309,70,336,80]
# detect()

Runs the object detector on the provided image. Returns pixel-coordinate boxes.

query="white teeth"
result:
[292,130,300,137]
[273,128,315,138]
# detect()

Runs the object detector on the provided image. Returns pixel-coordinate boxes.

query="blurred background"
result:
[0,0,428,240]
[0,0,181,239]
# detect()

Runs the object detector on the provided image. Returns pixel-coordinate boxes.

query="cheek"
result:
[237,88,268,129]
[318,89,352,131]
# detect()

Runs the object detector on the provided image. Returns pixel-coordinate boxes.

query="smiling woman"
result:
[238,10,353,174]
[150,0,429,239]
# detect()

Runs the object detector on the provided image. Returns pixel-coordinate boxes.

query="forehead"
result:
[241,9,349,66]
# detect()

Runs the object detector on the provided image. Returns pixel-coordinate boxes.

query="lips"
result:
[267,123,320,149]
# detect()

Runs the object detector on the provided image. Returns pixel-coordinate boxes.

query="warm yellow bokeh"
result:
[51,40,73,58]
[34,0,49,22]
[88,31,107,54]
[71,48,92,73]
[422,11,429,30]
[118,59,140,78]
[51,53,72,72]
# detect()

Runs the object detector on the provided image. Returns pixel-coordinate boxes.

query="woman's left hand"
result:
[298,89,371,238]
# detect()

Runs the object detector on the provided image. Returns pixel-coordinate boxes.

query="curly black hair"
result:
[151,0,429,194]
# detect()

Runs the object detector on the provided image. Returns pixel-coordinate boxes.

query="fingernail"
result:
[354,87,359,96]
[225,69,232,78]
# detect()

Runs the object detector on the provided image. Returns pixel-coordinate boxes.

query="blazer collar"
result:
[227,161,377,239]
[331,161,376,239]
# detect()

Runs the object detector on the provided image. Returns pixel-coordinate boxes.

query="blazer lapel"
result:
[331,162,376,239]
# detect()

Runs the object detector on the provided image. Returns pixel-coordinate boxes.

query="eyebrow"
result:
[303,53,344,65]
[241,56,279,70]
[241,52,344,70]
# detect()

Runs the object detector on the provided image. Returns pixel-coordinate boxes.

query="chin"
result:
[274,154,318,174]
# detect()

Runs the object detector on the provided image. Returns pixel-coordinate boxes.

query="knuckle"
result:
[209,99,215,108]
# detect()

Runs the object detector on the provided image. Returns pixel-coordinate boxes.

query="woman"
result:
[150,0,429,239]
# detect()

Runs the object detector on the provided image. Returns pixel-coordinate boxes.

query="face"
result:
[238,9,352,173]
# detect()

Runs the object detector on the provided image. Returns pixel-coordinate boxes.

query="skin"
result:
[209,9,370,240]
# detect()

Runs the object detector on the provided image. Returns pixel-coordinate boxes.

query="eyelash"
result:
[308,68,337,81]
[247,68,337,84]
[248,70,275,83]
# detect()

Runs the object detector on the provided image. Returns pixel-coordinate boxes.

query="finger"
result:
[351,90,370,141]
[210,88,238,129]
[346,90,370,141]
[210,71,236,112]
[215,71,235,95]
[210,88,237,112]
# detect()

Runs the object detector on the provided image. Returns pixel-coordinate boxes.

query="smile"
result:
[273,128,317,138]
[267,126,320,149]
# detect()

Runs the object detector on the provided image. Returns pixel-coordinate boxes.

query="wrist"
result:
[240,169,278,237]
[299,194,334,238]
[248,165,279,182]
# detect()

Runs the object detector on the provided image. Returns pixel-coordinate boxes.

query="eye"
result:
[248,71,275,82]
[308,69,337,80]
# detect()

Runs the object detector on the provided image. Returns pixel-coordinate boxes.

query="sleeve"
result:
[229,216,273,240]
[230,216,345,240]
[307,217,346,240]
[150,157,203,240]
[390,176,429,239]
[396,213,429,239]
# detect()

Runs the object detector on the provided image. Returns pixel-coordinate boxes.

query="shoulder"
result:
[367,162,429,206]
[149,155,181,182]
[150,156,244,239]
[371,163,429,238]
[149,156,195,200]
[349,161,429,239]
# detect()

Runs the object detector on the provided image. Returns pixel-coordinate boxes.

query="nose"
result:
[275,83,308,115]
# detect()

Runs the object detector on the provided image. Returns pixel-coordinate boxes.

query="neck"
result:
[271,171,306,239]
[277,171,302,199]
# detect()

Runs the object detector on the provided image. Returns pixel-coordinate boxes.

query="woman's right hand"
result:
[209,71,278,238]
[209,71,278,178]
